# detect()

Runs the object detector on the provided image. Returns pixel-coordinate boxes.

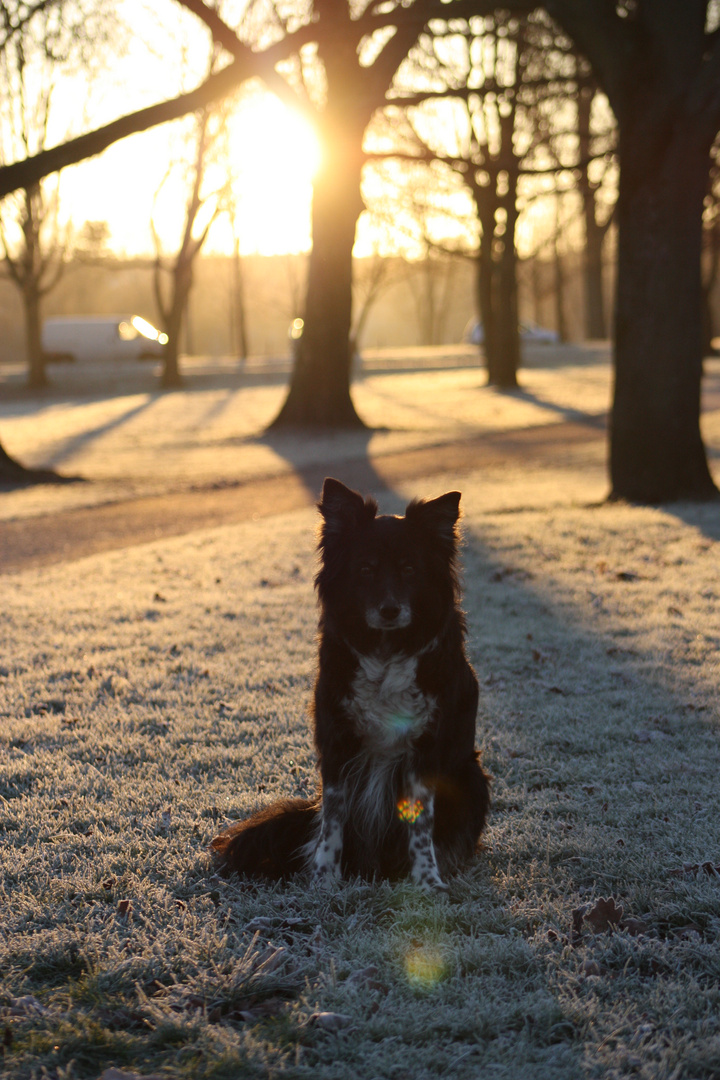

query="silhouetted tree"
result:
[543,0,720,501]
[576,83,615,339]
[0,2,92,387]
[152,101,232,388]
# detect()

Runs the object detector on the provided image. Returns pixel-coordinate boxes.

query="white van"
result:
[42,315,168,363]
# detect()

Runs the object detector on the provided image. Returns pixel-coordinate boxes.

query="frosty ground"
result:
[1,346,720,1079]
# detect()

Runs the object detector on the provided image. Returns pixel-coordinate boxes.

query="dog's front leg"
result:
[312,786,345,885]
[405,778,448,893]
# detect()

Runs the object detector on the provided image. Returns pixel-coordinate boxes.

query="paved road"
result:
[0,418,605,573]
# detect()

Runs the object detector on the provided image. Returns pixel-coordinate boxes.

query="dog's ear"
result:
[405,491,461,544]
[318,478,377,536]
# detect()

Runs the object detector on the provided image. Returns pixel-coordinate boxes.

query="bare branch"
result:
[0,58,250,198]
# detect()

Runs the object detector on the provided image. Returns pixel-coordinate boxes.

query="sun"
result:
[227,91,321,256]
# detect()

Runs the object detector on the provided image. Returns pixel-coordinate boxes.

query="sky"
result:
[46,0,321,258]
[2,0,609,263]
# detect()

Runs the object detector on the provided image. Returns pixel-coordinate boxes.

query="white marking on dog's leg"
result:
[405,779,447,893]
[313,786,344,885]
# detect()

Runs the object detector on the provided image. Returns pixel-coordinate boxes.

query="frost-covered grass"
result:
[2,468,720,1079]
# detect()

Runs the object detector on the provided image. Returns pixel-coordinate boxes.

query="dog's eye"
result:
[401,563,415,578]
[359,563,374,578]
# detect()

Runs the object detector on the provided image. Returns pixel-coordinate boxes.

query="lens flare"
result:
[404,945,447,988]
[396,797,424,823]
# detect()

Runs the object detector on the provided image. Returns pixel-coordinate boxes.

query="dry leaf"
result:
[572,896,625,942]
[99,1070,165,1080]
[307,1011,353,1032]
[668,861,720,879]
[584,896,624,933]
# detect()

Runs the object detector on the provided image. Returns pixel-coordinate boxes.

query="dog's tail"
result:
[211,797,320,879]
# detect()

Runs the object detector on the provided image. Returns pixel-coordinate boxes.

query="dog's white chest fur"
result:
[344,652,436,751]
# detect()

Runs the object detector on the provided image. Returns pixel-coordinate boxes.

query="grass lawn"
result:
[2,357,720,1079]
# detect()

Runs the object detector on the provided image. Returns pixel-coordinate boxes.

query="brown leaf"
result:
[584,896,624,933]
[307,1011,353,1032]
[669,861,720,879]
[573,897,625,942]
[100,1071,166,1080]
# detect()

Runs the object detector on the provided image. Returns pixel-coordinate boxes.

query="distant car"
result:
[462,319,559,346]
[42,315,169,363]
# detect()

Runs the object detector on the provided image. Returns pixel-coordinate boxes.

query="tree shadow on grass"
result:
[250,426,393,506]
[201,479,720,1077]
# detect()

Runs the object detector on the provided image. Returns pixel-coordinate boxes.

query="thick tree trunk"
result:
[489,199,521,389]
[0,437,69,487]
[270,130,365,430]
[611,120,717,501]
[475,216,496,372]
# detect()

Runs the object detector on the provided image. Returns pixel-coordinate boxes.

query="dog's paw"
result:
[312,851,341,885]
[411,869,449,894]
[312,866,340,889]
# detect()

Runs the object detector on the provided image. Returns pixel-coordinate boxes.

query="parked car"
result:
[42,315,169,363]
[462,318,560,346]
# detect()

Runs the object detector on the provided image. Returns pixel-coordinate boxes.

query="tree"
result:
[152,100,233,388]
[258,0,435,428]
[376,11,599,386]
[576,83,615,339]
[543,0,720,501]
[0,2,88,387]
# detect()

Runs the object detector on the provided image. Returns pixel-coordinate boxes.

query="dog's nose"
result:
[380,602,401,622]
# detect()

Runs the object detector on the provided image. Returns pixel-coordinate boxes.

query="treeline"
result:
[0,247,619,365]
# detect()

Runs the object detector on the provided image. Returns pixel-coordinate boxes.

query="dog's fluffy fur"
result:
[211,477,490,891]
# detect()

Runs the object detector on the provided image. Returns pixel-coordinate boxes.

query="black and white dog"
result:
[211,478,490,891]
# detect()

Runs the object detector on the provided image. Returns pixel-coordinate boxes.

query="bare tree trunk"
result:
[553,234,567,344]
[489,196,521,388]
[24,279,47,390]
[232,235,249,362]
[611,116,716,501]
[0,436,71,486]
[161,278,189,390]
[577,86,608,340]
[270,125,365,429]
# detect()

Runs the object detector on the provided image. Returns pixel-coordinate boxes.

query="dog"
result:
[211,477,490,891]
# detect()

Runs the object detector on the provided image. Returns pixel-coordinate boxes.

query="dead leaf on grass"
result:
[4,996,50,1017]
[585,896,624,932]
[307,1011,353,1032]
[668,861,720,879]
[572,896,625,943]
[99,1070,166,1080]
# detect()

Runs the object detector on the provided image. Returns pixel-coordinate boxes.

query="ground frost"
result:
[2,481,720,1078]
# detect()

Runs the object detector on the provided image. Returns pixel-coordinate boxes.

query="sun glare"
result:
[228,93,321,256]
